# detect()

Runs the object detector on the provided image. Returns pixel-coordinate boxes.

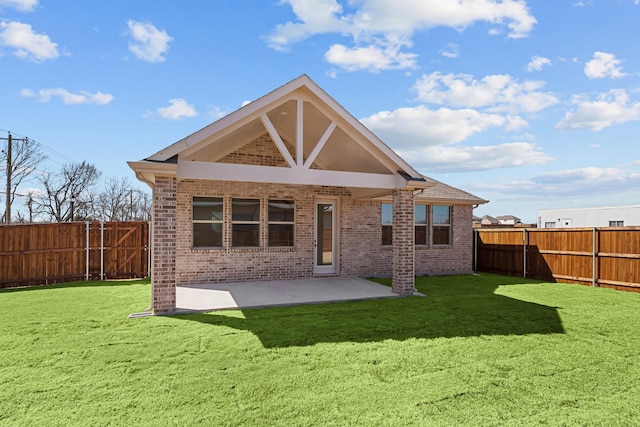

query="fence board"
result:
[0,221,149,288]
[474,227,640,293]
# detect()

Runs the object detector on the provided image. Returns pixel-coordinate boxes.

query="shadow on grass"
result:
[0,278,150,293]
[172,274,564,348]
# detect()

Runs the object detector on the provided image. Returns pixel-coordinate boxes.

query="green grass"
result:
[1,274,640,426]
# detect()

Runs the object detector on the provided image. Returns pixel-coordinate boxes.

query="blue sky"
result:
[1,0,639,223]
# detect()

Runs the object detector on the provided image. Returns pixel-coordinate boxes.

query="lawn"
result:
[1,274,639,426]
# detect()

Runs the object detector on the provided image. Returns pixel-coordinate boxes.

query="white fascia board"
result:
[177,161,403,189]
[127,160,177,186]
[128,161,177,176]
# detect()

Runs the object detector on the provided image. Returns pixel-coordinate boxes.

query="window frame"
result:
[267,199,295,247]
[231,198,261,248]
[192,196,224,248]
[414,204,428,246]
[381,203,393,246]
[432,205,452,246]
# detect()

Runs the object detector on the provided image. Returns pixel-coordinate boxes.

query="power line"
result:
[0,127,77,164]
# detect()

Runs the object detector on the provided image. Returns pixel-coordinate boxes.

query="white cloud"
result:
[207,105,230,121]
[0,21,58,62]
[440,43,459,59]
[268,0,536,72]
[474,165,640,198]
[149,98,197,120]
[584,51,627,79]
[0,0,37,11]
[413,72,558,114]
[267,0,347,51]
[400,142,553,172]
[20,88,113,105]
[527,55,551,72]
[324,42,417,72]
[556,89,640,131]
[362,105,508,147]
[127,20,172,63]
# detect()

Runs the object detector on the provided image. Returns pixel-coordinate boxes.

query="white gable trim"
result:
[304,122,335,169]
[260,114,297,168]
[144,75,423,179]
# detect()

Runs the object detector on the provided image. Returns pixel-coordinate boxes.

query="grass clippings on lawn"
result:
[1,274,639,426]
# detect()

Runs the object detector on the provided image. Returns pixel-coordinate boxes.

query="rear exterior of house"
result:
[130,75,486,313]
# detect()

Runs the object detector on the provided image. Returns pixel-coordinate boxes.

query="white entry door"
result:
[314,200,338,274]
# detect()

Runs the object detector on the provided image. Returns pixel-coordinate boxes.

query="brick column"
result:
[392,188,415,296]
[151,176,177,313]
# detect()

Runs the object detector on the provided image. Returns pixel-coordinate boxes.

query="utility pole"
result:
[1,131,29,224]
[5,132,11,224]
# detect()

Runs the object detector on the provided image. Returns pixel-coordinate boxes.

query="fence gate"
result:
[0,221,149,288]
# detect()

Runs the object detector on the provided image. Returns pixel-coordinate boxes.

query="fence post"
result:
[100,221,105,281]
[523,228,527,278]
[85,221,90,281]
[474,229,478,272]
[592,227,597,287]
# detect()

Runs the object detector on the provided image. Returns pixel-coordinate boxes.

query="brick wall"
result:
[173,179,474,286]
[415,204,474,275]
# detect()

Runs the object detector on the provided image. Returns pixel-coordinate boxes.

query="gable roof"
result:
[128,75,485,204]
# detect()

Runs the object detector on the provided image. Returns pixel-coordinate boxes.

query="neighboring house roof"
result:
[481,215,499,225]
[496,215,521,222]
[128,74,486,204]
[473,215,482,222]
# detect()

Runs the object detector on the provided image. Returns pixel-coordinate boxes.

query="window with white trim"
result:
[232,198,260,247]
[609,220,624,227]
[192,196,223,248]
[268,199,295,247]
[433,205,451,245]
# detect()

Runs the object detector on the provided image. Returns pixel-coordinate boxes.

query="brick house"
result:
[129,75,487,313]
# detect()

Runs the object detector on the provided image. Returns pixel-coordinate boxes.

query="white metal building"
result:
[537,206,640,228]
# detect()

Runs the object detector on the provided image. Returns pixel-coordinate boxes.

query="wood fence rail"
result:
[0,221,149,288]
[474,227,640,293]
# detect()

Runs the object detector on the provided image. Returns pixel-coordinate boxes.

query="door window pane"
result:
[317,203,333,265]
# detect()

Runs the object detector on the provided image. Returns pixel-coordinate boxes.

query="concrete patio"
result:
[174,277,408,312]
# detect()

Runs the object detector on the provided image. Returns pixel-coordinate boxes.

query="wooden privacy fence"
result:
[0,221,149,288]
[474,227,640,292]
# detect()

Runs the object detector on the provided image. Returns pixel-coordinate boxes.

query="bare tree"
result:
[129,188,151,221]
[95,177,151,221]
[97,177,131,221]
[35,161,101,222]
[0,137,46,222]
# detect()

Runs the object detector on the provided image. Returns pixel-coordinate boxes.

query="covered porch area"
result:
[174,277,420,312]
